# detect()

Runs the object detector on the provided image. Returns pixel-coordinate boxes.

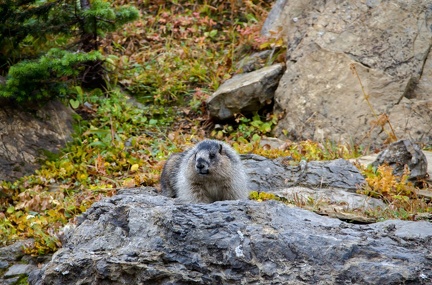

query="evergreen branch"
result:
[0,0,139,101]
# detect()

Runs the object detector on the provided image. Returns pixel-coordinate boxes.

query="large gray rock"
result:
[30,188,432,285]
[264,0,432,147]
[0,100,74,181]
[243,154,383,222]
[207,64,284,121]
[243,154,365,192]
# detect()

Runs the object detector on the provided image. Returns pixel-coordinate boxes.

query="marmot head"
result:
[193,140,224,175]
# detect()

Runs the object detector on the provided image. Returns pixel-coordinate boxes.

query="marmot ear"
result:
[219,143,223,154]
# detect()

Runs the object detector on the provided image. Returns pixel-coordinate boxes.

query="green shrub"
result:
[0,0,139,101]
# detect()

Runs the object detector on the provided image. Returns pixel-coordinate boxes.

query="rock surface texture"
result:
[372,139,428,181]
[242,154,365,192]
[207,63,284,121]
[0,239,51,285]
[262,0,432,146]
[30,188,432,285]
[0,100,74,181]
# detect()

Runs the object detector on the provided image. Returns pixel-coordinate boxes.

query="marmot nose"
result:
[196,158,206,169]
[196,159,209,174]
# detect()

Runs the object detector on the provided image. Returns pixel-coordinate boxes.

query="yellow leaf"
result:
[78,173,88,181]
[47,209,57,217]
[17,223,27,231]
[79,205,88,212]
[122,178,136,188]
[130,164,139,172]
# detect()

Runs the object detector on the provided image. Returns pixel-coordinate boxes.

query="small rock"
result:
[372,139,428,181]
[0,260,9,269]
[4,264,35,278]
[214,124,223,130]
[0,239,32,262]
[259,137,285,149]
[3,276,20,285]
[207,63,284,121]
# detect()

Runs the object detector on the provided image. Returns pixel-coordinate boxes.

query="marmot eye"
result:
[209,153,216,159]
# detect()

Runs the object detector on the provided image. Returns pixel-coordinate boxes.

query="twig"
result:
[350,64,397,142]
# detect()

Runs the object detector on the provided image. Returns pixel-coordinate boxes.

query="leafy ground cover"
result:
[0,0,431,257]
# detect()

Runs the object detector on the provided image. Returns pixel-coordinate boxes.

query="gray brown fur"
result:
[160,152,183,198]
[160,139,249,203]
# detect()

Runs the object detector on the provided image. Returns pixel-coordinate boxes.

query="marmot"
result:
[160,139,249,203]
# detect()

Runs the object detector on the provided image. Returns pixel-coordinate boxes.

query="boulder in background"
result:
[262,0,432,147]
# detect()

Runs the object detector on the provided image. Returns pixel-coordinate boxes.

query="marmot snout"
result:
[160,139,249,203]
[194,140,222,175]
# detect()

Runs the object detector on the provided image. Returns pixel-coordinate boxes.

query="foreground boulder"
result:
[30,188,432,285]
